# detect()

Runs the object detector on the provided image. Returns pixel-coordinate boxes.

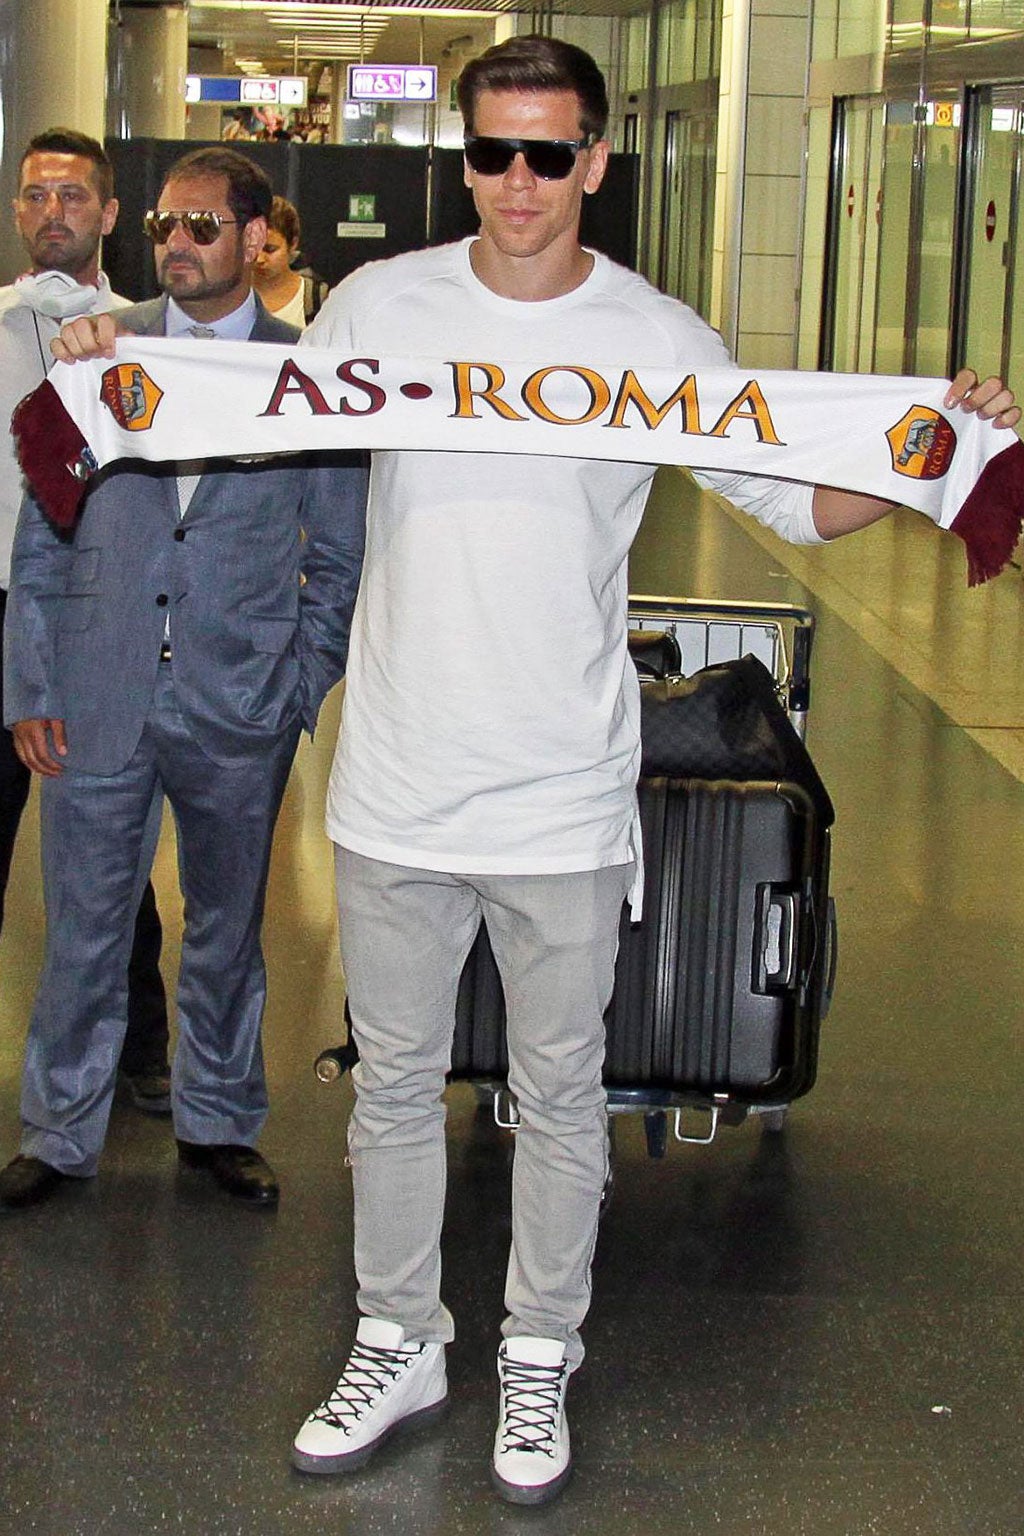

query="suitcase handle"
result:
[627,627,682,679]
[755,886,798,992]
[821,895,839,1018]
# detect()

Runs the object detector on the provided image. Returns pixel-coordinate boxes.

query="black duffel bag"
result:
[638,653,834,826]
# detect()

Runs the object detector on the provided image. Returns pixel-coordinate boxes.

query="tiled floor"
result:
[1,476,1022,1535]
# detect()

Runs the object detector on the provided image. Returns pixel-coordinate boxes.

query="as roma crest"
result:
[885,406,955,480]
[100,363,163,431]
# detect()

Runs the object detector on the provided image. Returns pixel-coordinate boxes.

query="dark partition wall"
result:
[292,144,429,287]
[103,138,638,304]
[579,154,640,271]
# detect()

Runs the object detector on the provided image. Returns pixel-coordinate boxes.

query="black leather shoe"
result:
[176,1140,279,1207]
[120,1070,172,1115]
[0,1155,70,1213]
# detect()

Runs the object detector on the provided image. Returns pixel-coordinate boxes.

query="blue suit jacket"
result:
[4,294,367,772]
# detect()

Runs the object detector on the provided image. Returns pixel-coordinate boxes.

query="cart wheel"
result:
[643,1110,668,1159]
[314,1048,342,1084]
[761,1106,788,1133]
[314,1044,358,1083]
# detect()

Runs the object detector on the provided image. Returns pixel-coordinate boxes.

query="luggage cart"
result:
[315,595,835,1157]
[611,596,833,1152]
[627,594,814,738]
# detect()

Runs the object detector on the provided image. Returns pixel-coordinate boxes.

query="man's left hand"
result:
[945,369,1021,430]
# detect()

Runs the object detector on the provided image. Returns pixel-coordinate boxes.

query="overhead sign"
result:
[346,65,437,103]
[185,76,307,107]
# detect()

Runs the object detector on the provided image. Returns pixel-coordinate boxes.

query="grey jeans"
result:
[334,846,634,1369]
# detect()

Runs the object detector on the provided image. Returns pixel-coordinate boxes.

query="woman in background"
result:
[253,196,327,329]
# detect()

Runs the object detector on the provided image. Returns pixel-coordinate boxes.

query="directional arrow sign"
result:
[405,68,436,100]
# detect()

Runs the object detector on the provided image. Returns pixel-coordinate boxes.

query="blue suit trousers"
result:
[20,665,300,1175]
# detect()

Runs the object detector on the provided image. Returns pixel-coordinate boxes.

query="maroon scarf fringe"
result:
[950,437,1024,586]
[11,379,94,529]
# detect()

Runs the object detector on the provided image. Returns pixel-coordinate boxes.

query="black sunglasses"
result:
[463,134,595,181]
[143,209,240,246]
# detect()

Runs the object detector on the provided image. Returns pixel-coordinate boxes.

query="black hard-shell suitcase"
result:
[450,777,832,1103]
[603,776,831,1105]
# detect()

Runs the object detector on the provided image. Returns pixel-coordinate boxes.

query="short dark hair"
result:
[268,195,300,248]
[162,147,272,226]
[20,128,115,204]
[456,35,609,141]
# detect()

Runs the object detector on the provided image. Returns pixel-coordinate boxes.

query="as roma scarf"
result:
[12,337,1024,585]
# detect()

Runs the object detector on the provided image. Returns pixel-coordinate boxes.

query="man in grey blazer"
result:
[0,147,366,1213]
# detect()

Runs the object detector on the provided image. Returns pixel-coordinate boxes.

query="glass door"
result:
[958,85,1024,383]
[657,108,716,318]
[823,96,885,372]
[874,98,918,374]
[917,93,961,376]
[873,92,961,376]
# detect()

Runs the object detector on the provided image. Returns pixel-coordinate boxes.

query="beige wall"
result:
[714,0,813,366]
[0,0,109,284]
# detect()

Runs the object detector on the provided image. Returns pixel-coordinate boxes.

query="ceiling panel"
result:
[188,1,646,77]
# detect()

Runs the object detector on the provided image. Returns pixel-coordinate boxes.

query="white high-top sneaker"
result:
[491,1336,572,1505]
[292,1317,448,1474]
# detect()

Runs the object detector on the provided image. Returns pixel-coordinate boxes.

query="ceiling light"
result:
[266,17,389,28]
[198,2,490,21]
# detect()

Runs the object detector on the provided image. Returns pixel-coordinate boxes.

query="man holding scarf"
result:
[44,42,1019,1505]
[288,37,1018,1506]
[0,129,170,1117]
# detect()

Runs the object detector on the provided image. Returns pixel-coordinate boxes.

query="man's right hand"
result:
[13,718,68,776]
[49,312,120,363]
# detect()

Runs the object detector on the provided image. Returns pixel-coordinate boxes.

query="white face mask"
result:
[14,269,100,320]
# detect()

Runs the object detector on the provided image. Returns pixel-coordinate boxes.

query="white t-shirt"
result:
[303,238,821,874]
[0,273,130,588]
[267,279,307,332]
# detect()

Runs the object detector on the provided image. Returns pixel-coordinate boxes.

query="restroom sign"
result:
[346,65,437,102]
[185,74,307,106]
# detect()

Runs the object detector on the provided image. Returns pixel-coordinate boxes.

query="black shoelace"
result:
[312,1340,423,1434]
[498,1354,568,1457]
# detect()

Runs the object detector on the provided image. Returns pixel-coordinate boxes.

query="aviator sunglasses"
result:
[463,134,595,181]
[143,209,240,246]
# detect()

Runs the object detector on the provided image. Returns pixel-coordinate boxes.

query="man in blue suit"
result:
[0,147,366,1213]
